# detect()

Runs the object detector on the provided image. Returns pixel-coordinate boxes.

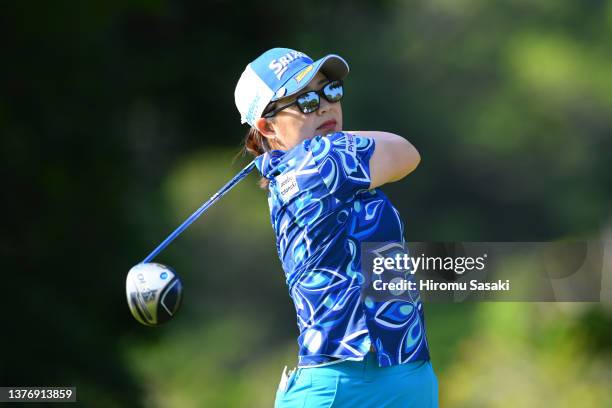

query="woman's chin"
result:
[319,126,338,135]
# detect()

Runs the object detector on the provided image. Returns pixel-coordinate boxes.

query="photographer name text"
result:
[373,279,511,292]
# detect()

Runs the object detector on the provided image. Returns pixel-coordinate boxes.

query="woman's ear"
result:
[254,118,276,138]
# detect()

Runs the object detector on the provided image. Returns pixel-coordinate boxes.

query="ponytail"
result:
[235,127,271,189]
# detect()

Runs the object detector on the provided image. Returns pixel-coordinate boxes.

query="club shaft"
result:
[142,160,257,263]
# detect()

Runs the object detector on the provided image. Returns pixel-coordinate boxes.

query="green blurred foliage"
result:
[441,303,612,407]
[2,0,611,406]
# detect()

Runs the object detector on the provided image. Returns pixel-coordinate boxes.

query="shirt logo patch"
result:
[345,133,356,158]
[276,170,300,201]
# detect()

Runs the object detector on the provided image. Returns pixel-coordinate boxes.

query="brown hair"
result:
[234,127,272,189]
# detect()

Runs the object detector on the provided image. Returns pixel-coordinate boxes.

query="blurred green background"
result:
[2,0,611,407]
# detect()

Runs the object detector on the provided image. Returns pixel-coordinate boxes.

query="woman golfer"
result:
[234,48,438,407]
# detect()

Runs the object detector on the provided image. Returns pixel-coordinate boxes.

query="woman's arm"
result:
[348,131,421,189]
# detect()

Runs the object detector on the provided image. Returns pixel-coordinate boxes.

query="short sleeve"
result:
[308,132,376,202]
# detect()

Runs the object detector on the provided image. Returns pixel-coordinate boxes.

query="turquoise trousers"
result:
[274,352,439,408]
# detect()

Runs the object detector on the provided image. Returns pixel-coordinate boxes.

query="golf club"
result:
[143,159,257,263]
[126,160,257,326]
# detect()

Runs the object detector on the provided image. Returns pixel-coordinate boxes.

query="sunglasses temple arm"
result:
[264,100,297,118]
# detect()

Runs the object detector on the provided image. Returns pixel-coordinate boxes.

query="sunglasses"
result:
[263,80,344,118]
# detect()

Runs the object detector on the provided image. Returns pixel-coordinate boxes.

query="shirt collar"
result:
[254,149,286,180]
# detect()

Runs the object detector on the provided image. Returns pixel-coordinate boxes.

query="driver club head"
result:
[126,262,183,326]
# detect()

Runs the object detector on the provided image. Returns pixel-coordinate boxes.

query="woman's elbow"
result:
[394,139,420,181]
[406,142,421,173]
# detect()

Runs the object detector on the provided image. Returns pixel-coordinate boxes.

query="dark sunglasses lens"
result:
[297,92,320,114]
[323,81,343,102]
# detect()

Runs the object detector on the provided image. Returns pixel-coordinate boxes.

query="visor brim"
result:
[270,54,349,102]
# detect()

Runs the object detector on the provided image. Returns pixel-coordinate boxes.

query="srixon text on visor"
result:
[269,51,307,80]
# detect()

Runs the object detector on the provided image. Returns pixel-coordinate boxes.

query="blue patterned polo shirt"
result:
[254,131,430,367]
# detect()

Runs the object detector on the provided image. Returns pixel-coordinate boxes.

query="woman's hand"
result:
[348,131,421,189]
